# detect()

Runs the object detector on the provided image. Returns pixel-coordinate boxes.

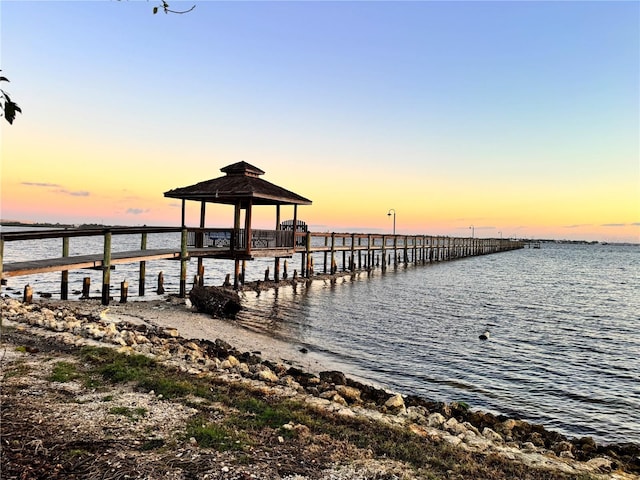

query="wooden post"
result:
[381,235,387,271]
[0,237,3,295]
[245,199,253,255]
[393,235,398,268]
[101,230,112,306]
[223,274,231,287]
[82,277,91,298]
[274,258,280,283]
[323,234,329,274]
[198,263,205,287]
[139,231,147,297]
[23,284,33,304]
[350,234,355,271]
[283,259,288,279]
[120,280,128,303]
[157,272,165,294]
[403,236,408,265]
[330,233,336,274]
[179,228,188,297]
[198,201,206,280]
[264,268,270,282]
[234,259,240,289]
[305,231,312,278]
[241,260,246,285]
[61,237,69,300]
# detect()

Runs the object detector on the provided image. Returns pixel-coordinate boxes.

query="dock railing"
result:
[2,226,524,305]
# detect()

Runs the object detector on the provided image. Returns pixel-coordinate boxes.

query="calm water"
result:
[2,227,639,445]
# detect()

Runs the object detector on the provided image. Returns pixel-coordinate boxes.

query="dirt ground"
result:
[1,297,638,480]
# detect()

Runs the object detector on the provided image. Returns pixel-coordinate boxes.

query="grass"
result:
[49,361,80,383]
[185,416,247,451]
[108,406,148,420]
[3,361,31,379]
[69,345,592,479]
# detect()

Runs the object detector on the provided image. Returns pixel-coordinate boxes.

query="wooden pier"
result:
[1,226,524,305]
[1,161,524,305]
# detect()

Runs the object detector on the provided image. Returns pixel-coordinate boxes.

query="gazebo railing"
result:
[187,228,295,251]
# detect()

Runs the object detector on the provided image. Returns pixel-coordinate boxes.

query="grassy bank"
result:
[1,325,610,480]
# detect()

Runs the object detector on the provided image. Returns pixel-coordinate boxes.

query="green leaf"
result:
[3,93,21,124]
[153,6,158,14]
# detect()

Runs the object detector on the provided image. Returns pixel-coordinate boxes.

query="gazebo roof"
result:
[164,161,312,206]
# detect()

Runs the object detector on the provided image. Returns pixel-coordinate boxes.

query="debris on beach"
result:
[188,285,242,318]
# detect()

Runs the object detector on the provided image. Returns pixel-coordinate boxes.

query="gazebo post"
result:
[274,205,281,282]
[245,199,253,256]
[292,205,298,249]
[233,202,241,289]
[180,199,186,228]
[197,201,206,284]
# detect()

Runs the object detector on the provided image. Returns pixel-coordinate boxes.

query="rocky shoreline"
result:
[1,295,639,479]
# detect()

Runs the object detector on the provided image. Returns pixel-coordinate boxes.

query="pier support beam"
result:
[179,228,188,297]
[101,230,112,306]
[139,232,147,297]
[61,237,69,300]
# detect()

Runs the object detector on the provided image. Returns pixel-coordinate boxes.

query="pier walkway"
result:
[1,226,524,305]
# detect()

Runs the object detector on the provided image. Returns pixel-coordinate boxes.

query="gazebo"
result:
[164,161,312,289]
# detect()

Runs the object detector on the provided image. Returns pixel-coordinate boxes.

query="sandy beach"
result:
[2,294,639,479]
[98,295,332,374]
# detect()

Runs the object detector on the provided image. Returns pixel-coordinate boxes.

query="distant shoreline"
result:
[2,221,637,246]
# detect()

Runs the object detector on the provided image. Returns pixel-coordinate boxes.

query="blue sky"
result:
[1,0,639,241]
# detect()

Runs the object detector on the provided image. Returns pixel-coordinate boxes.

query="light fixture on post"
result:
[387,209,396,235]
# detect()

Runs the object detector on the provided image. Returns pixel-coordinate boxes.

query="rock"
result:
[332,394,348,406]
[237,363,250,375]
[277,375,299,389]
[553,440,574,455]
[406,406,427,424]
[189,286,242,319]
[444,417,467,436]
[384,393,405,413]
[335,385,362,403]
[163,327,180,337]
[529,431,545,447]
[319,370,347,385]
[462,421,480,436]
[319,390,337,400]
[586,457,613,472]
[482,427,503,443]
[225,355,240,367]
[103,323,118,338]
[427,412,446,428]
[256,367,278,383]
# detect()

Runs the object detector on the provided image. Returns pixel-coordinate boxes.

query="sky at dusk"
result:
[1,0,638,242]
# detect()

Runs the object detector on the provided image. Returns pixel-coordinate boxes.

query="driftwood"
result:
[189,286,242,318]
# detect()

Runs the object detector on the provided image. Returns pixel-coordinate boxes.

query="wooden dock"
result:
[1,226,524,305]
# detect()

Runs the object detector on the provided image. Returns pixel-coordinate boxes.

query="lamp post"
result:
[469,225,474,238]
[387,209,396,235]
